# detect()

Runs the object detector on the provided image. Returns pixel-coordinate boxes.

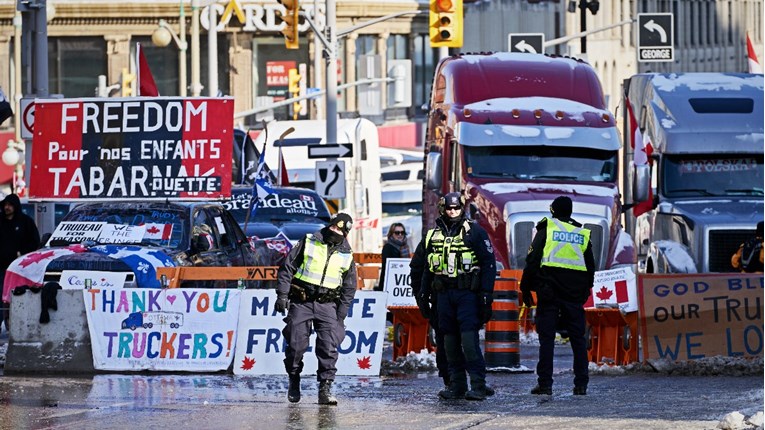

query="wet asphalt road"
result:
[0,342,762,430]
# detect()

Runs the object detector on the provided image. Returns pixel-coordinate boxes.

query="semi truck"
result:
[621,73,764,273]
[422,52,636,272]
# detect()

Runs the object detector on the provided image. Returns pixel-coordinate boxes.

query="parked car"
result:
[2,201,256,300]
[222,185,332,285]
[381,180,423,250]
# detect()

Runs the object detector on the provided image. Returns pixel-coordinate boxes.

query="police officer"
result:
[521,196,595,396]
[420,192,496,401]
[275,212,358,405]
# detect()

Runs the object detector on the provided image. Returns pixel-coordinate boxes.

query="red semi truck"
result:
[422,52,636,272]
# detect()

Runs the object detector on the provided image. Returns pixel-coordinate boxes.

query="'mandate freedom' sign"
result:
[30,97,234,200]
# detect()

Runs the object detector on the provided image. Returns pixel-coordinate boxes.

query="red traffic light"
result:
[435,0,453,12]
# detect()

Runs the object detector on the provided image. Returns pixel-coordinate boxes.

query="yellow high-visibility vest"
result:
[541,217,590,271]
[294,234,353,288]
[425,221,477,277]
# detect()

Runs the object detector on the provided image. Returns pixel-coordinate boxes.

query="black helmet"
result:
[438,192,465,220]
[550,196,573,219]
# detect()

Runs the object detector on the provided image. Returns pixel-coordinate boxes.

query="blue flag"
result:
[250,143,278,218]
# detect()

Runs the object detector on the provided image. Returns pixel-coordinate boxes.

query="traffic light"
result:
[429,0,463,48]
[276,0,300,50]
[120,68,135,97]
[288,68,300,95]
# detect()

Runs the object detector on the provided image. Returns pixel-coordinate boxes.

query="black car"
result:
[29,201,256,289]
[222,186,331,277]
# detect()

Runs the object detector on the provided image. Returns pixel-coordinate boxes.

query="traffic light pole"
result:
[325,0,338,145]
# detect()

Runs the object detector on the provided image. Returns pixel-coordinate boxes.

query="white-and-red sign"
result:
[30,97,234,200]
[584,267,638,312]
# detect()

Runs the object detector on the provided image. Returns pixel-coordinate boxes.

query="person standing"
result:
[1,194,40,333]
[731,221,763,273]
[377,223,411,291]
[521,196,595,396]
[274,213,357,405]
[420,192,496,401]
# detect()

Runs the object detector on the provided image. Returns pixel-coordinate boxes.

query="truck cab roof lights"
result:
[555,111,565,120]
[602,113,610,123]
[463,108,472,118]
[511,109,521,119]
[533,109,543,119]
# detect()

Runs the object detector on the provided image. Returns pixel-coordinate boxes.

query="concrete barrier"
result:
[5,289,95,374]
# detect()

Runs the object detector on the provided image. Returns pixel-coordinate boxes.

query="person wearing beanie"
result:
[731,221,764,273]
[520,195,595,396]
[419,192,496,401]
[274,212,357,406]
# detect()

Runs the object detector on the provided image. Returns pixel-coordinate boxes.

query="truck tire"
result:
[394,323,405,348]
[130,325,137,331]
[622,325,632,351]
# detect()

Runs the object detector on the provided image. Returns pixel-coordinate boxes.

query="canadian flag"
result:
[626,97,654,217]
[746,33,763,74]
[137,43,160,97]
[2,245,87,303]
[142,223,173,240]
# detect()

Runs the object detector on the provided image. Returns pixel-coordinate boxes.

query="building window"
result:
[387,34,408,60]
[413,35,437,117]
[48,37,107,98]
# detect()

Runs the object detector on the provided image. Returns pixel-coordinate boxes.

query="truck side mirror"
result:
[425,152,442,190]
[633,164,651,202]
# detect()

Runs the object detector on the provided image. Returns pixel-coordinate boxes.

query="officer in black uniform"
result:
[275,213,358,405]
[420,192,496,401]
[521,196,595,396]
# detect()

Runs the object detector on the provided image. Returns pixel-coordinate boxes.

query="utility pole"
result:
[325,0,338,145]
[577,0,600,54]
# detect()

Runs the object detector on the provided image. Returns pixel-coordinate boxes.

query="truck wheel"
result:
[148,323,153,329]
[130,325,137,331]
[428,325,438,348]
[622,325,632,351]
[585,324,592,350]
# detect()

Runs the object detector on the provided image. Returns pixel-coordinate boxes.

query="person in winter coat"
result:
[1,194,40,332]
[521,196,595,396]
[377,223,411,291]
[731,221,763,273]
[274,212,357,406]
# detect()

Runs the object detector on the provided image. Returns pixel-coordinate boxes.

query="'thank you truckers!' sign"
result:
[30,97,234,200]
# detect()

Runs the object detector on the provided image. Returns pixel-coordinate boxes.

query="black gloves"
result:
[521,289,535,308]
[416,296,431,319]
[275,297,289,313]
[478,292,493,324]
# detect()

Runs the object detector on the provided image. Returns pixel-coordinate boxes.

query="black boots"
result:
[287,374,301,403]
[438,372,467,400]
[573,386,587,395]
[465,384,492,401]
[318,380,338,405]
[531,385,553,395]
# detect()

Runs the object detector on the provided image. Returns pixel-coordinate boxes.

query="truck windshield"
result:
[662,155,764,198]
[463,146,617,183]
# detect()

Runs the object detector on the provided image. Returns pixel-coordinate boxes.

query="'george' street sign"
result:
[307,143,353,159]
[637,13,674,63]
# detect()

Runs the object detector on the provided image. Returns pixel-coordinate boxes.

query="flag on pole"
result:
[626,97,653,217]
[249,144,279,220]
[746,33,763,74]
[137,43,160,96]
[278,145,290,186]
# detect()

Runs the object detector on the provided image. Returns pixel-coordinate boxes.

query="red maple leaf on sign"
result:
[240,356,256,370]
[19,250,56,268]
[146,226,160,234]
[595,286,613,301]
[356,356,372,369]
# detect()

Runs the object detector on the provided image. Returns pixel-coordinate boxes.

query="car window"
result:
[208,206,240,251]
[192,209,219,252]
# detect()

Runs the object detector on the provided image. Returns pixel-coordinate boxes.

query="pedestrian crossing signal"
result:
[429,0,463,48]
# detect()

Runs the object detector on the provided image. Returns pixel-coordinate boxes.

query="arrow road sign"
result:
[508,33,544,54]
[638,13,674,63]
[307,143,353,159]
[316,160,346,199]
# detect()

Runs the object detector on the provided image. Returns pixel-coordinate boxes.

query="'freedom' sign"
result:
[30,97,234,200]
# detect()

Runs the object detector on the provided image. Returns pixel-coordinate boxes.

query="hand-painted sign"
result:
[84,287,241,371]
[383,257,417,307]
[233,290,387,375]
[30,97,234,200]
[639,274,763,361]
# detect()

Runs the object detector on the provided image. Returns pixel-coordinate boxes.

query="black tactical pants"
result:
[535,297,589,389]
[283,301,345,381]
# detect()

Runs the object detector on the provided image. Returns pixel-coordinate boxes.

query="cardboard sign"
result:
[98,224,146,244]
[383,257,417,307]
[49,221,106,243]
[233,290,387,375]
[30,97,234,200]
[639,274,763,361]
[585,267,638,312]
[84,287,241,371]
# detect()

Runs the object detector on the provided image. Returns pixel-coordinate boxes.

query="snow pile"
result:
[717,411,764,430]
[0,341,6,368]
[382,349,437,373]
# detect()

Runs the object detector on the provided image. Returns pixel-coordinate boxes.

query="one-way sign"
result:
[307,143,353,159]
[508,33,544,54]
[638,13,674,62]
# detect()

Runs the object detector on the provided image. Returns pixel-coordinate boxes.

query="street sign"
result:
[316,160,346,199]
[508,33,545,54]
[637,13,674,62]
[307,143,353,159]
[20,97,35,139]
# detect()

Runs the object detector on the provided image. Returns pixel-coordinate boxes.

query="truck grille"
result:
[513,222,605,269]
[709,230,752,272]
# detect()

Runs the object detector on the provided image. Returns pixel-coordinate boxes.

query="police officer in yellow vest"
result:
[275,212,358,405]
[420,192,496,401]
[521,196,595,396]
